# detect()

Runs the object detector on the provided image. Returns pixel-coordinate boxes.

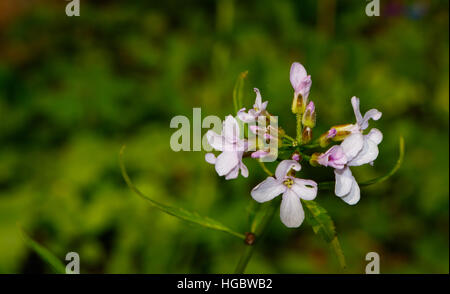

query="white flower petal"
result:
[360,109,382,130]
[260,101,268,111]
[351,96,364,126]
[222,115,240,143]
[215,151,238,176]
[340,133,364,161]
[253,88,262,109]
[205,153,216,164]
[290,62,308,92]
[240,161,249,178]
[348,138,379,166]
[275,160,301,180]
[206,130,226,151]
[225,165,239,180]
[366,128,383,145]
[251,177,285,203]
[341,179,360,205]
[280,189,305,228]
[237,109,256,123]
[292,179,318,200]
[334,166,354,197]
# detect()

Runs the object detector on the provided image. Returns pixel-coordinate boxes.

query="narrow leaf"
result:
[20,227,66,274]
[119,146,246,240]
[303,200,346,269]
[232,71,248,114]
[318,136,405,190]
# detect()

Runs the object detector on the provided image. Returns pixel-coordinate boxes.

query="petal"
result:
[290,62,308,92]
[205,153,216,164]
[253,88,262,109]
[225,165,239,180]
[334,166,354,197]
[206,130,225,151]
[280,189,305,228]
[340,133,364,161]
[299,75,312,99]
[351,96,363,126]
[260,101,268,111]
[292,178,317,200]
[366,128,383,145]
[222,115,240,143]
[240,161,249,178]
[251,150,269,158]
[237,109,256,123]
[360,109,382,130]
[215,151,238,176]
[347,138,379,166]
[275,160,301,180]
[341,178,360,205]
[251,177,285,203]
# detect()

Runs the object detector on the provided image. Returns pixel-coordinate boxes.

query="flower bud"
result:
[302,101,316,128]
[330,124,358,141]
[291,93,306,114]
[309,152,321,167]
[291,151,301,161]
[318,128,337,147]
[302,126,313,144]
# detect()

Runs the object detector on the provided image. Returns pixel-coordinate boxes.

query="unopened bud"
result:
[302,127,313,144]
[309,152,321,167]
[291,93,306,114]
[318,128,337,147]
[302,101,316,128]
[291,152,301,161]
[330,124,357,141]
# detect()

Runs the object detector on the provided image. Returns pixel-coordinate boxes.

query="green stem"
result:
[296,113,303,144]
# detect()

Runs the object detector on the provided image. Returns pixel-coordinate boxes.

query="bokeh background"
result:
[0,0,448,274]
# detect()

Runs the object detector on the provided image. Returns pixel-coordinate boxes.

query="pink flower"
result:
[251,160,317,228]
[290,62,312,112]
[237,88,268,123]
[205,115,248,180]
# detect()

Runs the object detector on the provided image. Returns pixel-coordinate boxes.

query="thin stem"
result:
[296,113,302,144]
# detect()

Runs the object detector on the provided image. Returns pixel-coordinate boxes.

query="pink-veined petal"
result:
[251,177,285,203]
[290,62,308,92]
[334,166,354,197]
[292,178,317,200]
[275,160,301,180]
[280,189,305,228]
[253,88,262,109]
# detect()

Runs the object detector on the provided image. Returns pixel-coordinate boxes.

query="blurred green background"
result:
[0,0,448,274]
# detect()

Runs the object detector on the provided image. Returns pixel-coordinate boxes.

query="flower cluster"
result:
[205,62,382,228]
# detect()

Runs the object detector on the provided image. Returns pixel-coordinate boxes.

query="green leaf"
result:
[19,227,66,274]
[318,136,405,190]
[232,71,248,114]
[119,146,246,240]
[303,200,346,269]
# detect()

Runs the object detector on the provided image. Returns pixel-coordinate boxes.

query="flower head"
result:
[251,160,317,227]
[290,62,312,114]
[237,88,268,123]
[205,115,248,180]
